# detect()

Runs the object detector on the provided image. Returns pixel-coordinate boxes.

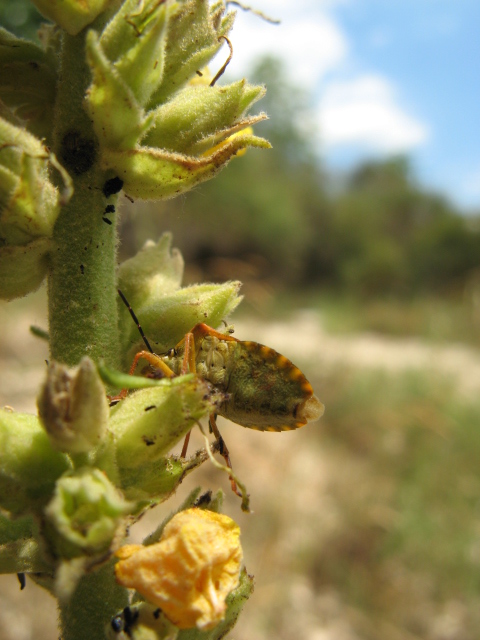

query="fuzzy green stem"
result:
[48,31,120,368]
[59,560,129,640]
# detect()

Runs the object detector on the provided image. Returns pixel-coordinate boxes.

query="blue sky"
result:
[225,0,480,211]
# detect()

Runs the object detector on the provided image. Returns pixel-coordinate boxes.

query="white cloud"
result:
[318,75,429,153]
[224,5,429,157]
[226,8,348,88]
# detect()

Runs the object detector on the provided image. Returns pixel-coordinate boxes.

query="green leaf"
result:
[0,513,51,574]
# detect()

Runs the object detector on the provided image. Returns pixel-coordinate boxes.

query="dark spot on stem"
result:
[59,130,96,175]
[102,176,123,198]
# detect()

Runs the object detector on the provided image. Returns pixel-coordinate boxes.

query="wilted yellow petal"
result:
[115,508,242,630]
[202,126,254,159]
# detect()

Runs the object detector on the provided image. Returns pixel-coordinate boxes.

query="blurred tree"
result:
[121,60,480,299]
[123,56,331,288]
[331,157,480,296]
[0,0,44,40]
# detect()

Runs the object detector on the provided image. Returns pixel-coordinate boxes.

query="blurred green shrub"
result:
[121,59,480,299]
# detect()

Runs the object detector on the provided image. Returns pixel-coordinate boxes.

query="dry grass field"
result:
[1,290,480,640]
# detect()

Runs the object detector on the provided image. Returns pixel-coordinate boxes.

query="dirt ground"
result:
[1,300,479,640]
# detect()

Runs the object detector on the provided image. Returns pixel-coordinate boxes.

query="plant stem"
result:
[48,31,124,639]
[59,560,129,640]
[48,31,120,368]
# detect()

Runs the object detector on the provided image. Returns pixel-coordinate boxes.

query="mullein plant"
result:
[0,1,271,638]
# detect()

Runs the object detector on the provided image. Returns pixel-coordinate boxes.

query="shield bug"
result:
[117,290,324,496]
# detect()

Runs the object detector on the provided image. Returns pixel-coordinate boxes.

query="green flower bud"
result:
[0,408,72,514]
[109,375,223,470]
[133,281,242,354]
[98,0,168,107]
[37,358,109,454]
[101,130,270,200]
[117,234,242,358]
[44,468,134,557]
[118,233,184,307]
[0,236,51,300]
[143,81,266,156]
[84,0,270,200]
[30,0,115,36]
[147,0,235,106]
[85,30,152,150]
[0,117,71,246]
[119,449,209,504]
[0,28,57,142]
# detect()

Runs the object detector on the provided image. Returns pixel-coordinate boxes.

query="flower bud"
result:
[144,81,266,156]
[30,0,114,35]
[147,0,235,106]
[0,236,51,300]
[101,131,270,200]
[98,0,168,107]
[117,234,242,359]
[109,376,223,470]
[44,468,133,556]
[38,357,109,454]
[0,118,56,243]
[0,408,71,514]
[85,30,152,151]
[0,28,57,141]
[84,1,270,200]
[115,508,242,630]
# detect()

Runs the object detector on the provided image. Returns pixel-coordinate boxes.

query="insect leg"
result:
[128,350,175,378]
[109,351,175,404]
[180,332,196,457]
[209,414,242,497]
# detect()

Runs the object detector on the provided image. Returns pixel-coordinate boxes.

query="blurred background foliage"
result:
[118,57,480,293]
[118,56,480,349]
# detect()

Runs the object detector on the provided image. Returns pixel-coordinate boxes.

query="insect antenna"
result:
[117,289,154,354]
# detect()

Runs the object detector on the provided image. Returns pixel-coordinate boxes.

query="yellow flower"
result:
[115,508,242,630]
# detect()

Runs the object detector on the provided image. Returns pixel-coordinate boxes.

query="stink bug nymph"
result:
[160,323,324,431]
[117,290,324,495]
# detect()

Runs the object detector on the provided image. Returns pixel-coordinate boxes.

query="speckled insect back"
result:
[161,323,324,431]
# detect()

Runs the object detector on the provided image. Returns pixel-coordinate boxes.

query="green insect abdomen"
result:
[220,341,316,431]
